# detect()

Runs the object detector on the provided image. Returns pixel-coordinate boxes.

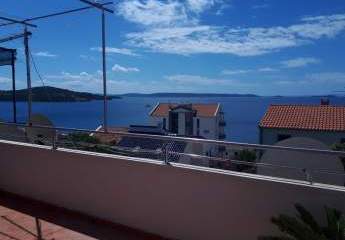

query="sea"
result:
[1,96,344,143]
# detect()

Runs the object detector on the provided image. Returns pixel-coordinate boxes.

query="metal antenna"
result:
[80,0,114,132]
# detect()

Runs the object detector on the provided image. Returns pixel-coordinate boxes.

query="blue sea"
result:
[0,96,344,143]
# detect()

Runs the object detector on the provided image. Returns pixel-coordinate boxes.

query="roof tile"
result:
[150,103,219,118]
[259,105,345,132]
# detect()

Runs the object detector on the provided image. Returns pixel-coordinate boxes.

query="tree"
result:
[258,203,345,240]
[332,143,345,171]
[235,149,257,172]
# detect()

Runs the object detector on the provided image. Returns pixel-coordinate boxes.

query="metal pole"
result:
[35,218,42,240]
[24,27,32,125]
[11,51,17,123]
[102,10,108,132]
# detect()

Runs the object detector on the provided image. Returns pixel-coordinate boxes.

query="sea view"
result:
[1,96,344,143]
[2,1,345,239]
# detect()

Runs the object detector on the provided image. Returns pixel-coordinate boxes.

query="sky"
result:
[0,0,345,96]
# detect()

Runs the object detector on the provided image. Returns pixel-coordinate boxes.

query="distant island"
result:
[118,93,259,98]
[0,86,120,102]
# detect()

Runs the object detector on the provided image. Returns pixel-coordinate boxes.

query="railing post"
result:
[52,130,58,150]
[303,168,313,184]
[164,143,170,165]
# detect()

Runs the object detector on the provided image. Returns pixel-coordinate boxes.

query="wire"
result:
[28,49,53,102]
[29,49,45,87]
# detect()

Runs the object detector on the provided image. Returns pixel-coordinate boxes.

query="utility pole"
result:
[79,0,113,132]
[102,9,108,132]
[11,50,16,123]
[24,26,32,125]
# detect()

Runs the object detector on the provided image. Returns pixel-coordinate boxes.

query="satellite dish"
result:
[0,119,25,142]
[26,114,55,144]
[258,137,344,186]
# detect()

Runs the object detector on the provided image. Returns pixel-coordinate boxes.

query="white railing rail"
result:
[0,121,344,186]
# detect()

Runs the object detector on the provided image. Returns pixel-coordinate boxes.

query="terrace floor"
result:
[0,190,168,240]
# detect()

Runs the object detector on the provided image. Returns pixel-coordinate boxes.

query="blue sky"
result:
[1,0,345,95]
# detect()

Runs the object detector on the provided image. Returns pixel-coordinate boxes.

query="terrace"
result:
[1,1,345,239]
[0,122,344,239]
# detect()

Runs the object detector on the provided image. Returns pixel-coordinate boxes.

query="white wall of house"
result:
[151,115,220,139]
[194,117,217,139]
[260,128,345,146]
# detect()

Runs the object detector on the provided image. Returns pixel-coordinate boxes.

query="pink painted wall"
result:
[0,140,344,240]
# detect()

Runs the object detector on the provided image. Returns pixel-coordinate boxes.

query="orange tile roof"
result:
[259,105,345,132]
[150,103,220,117]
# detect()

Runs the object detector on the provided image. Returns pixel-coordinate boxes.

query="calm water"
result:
[1,96,344,143]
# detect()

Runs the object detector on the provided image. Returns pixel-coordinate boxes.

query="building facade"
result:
[150,103,226,157]
[259,104,345,146]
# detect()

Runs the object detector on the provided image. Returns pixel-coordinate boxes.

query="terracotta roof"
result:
[259,105,345,132]
[150,103,220,118]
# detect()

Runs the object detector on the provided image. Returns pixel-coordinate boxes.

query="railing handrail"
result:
[1,121,345,157]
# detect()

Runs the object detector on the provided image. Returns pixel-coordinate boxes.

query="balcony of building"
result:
[219,120,226,127]
[0,122,344,240]
[219,133,226,139]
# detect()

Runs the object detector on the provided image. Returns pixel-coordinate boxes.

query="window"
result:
[169,112,179,134]
[277,134,291,142]
[162,118,166,130]
[341,138,345,144]
[196,118,200,136]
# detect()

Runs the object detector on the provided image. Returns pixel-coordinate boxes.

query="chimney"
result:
[320,98,330,106]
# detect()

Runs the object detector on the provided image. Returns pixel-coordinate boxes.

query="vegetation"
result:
[66,133,100,144]
[331,143,345,171]
[259,203,345,240]
[235,149,257,172]
[61,133,116,154]
[0,86,120,102]
[120,92,258,97]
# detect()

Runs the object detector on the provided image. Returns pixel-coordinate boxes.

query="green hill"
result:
[0,86,119,102]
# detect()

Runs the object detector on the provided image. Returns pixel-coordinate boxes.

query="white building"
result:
[149,103,226,157]
[259,104,345,146]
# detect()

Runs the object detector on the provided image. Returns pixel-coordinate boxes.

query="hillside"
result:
[0,86,120,102]
[119,93,259,98]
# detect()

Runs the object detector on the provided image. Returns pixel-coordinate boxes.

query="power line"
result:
[29,49,45,87]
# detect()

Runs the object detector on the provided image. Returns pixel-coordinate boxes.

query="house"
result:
[259,104,345,146]
[150,103,226,158]
[149,103,226,140]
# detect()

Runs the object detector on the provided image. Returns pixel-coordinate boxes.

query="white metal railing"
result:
[0,121,344,186]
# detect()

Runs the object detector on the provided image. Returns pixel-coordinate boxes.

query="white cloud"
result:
[281,57,320,68]
[117,0,227,27]
[258,67,278,72]
[0,76,11,83]
[222,69,251,75]
[252,4,269,9]
[45,71,102,83]
[187,0,219,13]
[80,54,97,62]
[112,64,140,73]
[117,0,190,27]
[215,3,231,15]
[124,13,345,56]
[90,47,139,56]
[166,74,235,85]
[306,72,345,83]
[33,51,58,58]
